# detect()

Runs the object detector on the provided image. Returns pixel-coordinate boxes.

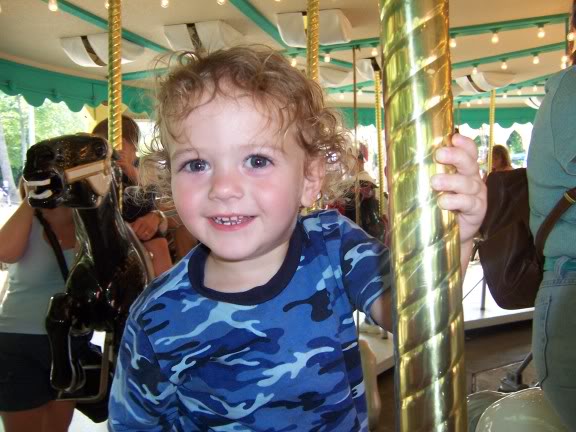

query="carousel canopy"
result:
[0,0,572,123]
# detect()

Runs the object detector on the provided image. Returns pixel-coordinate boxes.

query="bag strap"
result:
[534,187,576,264]
[34,210,69,281]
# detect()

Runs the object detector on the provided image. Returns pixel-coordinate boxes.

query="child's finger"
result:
[435,134,479,176]
[431,173,484,195]
[435,146,478,176]
[451,133,478,159]
[437,192,483,215]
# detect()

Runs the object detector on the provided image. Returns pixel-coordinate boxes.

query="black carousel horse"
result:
[22,134,153,401]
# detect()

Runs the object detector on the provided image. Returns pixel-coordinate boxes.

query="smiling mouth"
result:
[211,216,254,226]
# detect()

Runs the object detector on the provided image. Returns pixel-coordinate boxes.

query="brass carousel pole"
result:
[487,90,496,174]
[379,0,467,429]
[352,47,361,227]
[108,0,123,212]
[374,69,386,216]
[306,0,320,82]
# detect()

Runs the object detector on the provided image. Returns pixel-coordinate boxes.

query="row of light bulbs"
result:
[449,24,547,48]
[46,0,172,10]
[41,1,573,72]
[463,84,542,107]
[468,52,570,74]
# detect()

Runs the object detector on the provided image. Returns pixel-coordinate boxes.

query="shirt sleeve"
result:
[336,213,391,319]
[108,314,179,431]
[551,69,576,175]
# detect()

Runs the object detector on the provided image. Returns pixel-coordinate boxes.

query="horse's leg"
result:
[45,293,83,393]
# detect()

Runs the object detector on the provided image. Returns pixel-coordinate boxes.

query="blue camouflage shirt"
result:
[109,210,390,431]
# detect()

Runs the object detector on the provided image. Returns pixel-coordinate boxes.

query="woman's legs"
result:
[532,264,576,430]
[1,400,75,432]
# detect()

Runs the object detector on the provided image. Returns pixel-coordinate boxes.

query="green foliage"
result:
[506,130,524,154]
[0,93,90,182]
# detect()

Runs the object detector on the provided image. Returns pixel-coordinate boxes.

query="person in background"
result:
[0,182,76,432]
[92,116,172,276]
[526,7,576,428]
[491,144,514,173]
[107,47,486,431]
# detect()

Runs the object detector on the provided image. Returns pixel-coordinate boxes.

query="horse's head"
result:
[23,134,113,209]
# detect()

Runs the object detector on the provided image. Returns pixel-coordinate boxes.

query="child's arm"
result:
[431,133,487,272]
[369,134,486,332]
[108,315,178,431]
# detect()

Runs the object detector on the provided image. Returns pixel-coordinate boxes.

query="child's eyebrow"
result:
[170,147,199,160]
[241,142,285,155]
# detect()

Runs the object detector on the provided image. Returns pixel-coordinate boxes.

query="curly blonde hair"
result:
[140,46,348,205]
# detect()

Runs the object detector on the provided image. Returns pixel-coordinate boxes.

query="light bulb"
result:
[472,65,478,74]
[48,0,58,11]
[357,88,363,95]
[501,60,508,70]
[291,57,297,67]
[532,54,540,65]
[217,0,226,5]
[568,32,575,42]
[491,31,499,44]
[477,99,482,105]
[533,85,538,92]
[517,88,522,95]
[537,25,545,38]
[449,37,457,48]
[104,0,109,8]
[562,55,569,63]
[502,92,508,99]
[561,61,567,69]
[323,53,331,63]
[371,47,378,57]
[338,92,345,100]
[466,101,471,108]
[161,0,169,7]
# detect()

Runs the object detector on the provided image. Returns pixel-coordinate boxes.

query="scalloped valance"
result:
[0,58,153,115]
[337,106,536,129]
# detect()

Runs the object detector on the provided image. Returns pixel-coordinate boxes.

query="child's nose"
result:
[208,170,243,201]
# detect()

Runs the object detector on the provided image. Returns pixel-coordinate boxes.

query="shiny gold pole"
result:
[487,90,496,174]
[374,70,386,216]
[352,47,361,227]
[379,0,467,430]
[108,0,122,210]
[306,0,320,82]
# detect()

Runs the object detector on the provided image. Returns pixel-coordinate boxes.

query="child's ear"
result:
[301,157,325,207]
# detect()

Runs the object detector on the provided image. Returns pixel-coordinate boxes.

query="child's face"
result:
[169,94,321,265]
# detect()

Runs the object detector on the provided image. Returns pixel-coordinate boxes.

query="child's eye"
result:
[245,154,272,169]
[184,159,209,172]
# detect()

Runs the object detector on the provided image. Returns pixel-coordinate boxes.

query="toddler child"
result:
[108,47,486,431]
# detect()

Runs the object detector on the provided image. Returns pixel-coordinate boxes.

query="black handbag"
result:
[478,169,576,310]
[35,210,112,423]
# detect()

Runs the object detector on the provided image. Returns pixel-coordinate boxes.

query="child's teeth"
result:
[214,216,248,225]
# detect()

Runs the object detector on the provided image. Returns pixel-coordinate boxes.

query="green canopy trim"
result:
[337,106,537,129]
[0,59,153,115]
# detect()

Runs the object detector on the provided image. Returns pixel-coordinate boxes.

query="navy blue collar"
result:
[188,224,303,306]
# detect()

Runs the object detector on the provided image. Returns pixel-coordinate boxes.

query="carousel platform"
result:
[360,259,534,375]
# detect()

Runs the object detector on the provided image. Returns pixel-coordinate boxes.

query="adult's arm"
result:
[0,201,34,263]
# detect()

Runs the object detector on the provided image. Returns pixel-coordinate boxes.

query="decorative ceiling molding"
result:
[276,9,352,48]
[39,0,169,53]
[164,21,244,52]
[61,33,145,68]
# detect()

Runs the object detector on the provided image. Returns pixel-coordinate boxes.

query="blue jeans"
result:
[532,256,576,430]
